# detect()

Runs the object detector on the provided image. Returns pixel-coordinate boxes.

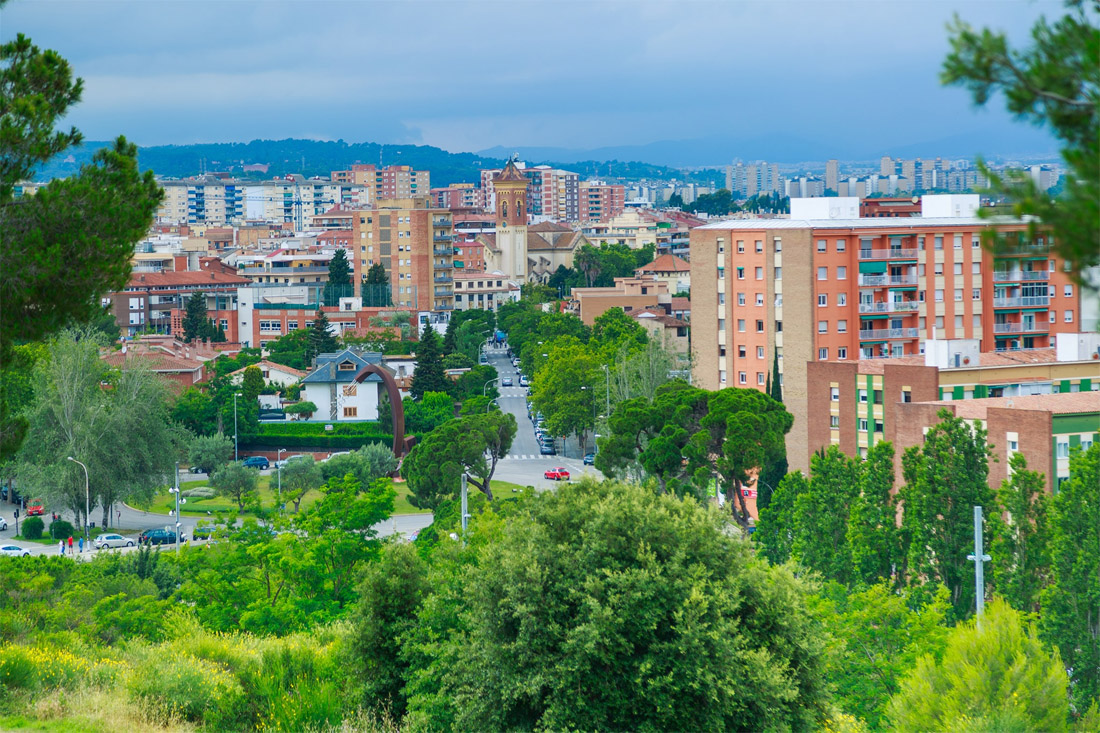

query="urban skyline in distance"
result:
[2,0,1062,164]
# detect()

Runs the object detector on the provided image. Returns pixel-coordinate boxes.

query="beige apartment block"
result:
[571,275,670,325]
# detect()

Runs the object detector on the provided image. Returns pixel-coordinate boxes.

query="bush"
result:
[181,487,215,499]
[127,651,244,725]
[21,515,44,539]
[254,421,387,437]
[241,434,395,450]
[0,644,107,691]
[49,520,75,540]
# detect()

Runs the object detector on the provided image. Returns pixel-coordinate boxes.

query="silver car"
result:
[0,544,30,557]
[94,533,135,549]
[0,516,7,531]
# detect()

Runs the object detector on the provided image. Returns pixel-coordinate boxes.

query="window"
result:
[954,234,963,249]
[819,347,829,360]
[737,267,745,280]
[836,239,846,252]
[737,240,745,253]
[954,262,963,275]
[955,315,963,329]
[873,389,883,405]
[776,320,782,332]
[935,289,944,302]
[1065,310,1074,323]
[774,238,782,252]
[955,289,963,301]
[1008,440,1018,451]
[342,384,358,397]
[830,416,840,428]
[838,293,847,306]
[718,318,726,331]
[737,319,746,332]
[818,320,828,334]
[830,387,840,401]
[972,235,981,248]
[838,347,847,359]
[818,294,828,307]
[775,266,782,280]
[935,316,945,329]
[902,390,912,403]
[817,239,827,253]
[756,319,764,333]
[755,266,763,280]
[739,372,747,385]
[718,267,725,279]
[874,420,884,433]
[935,235,943,250]
[817,266,828,280]
[838,319,847,333]
[1065,285,1074,297]
[757,372,766,385]
[756,293,764,306]
[837,266,847,280]
[919,290,926,302]
[934,262,944,275]
[343,406,358,418]
[737,292,746,306]
[719,292,726,305]
[738,345,746,358]
[973,288,981,300]
[858,389,868,403]
[755,240,763,253]
[1056,440,1069,458]
[718,238,725,253]
[1050,311,1057,323]
[757,346,765,359]
[859,418,869,431]
[719,370,727,383]
[972,262,981,274]
[1049,259,1057,272]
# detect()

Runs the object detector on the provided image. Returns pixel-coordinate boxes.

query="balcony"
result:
[433,247,452,256]
[434,287,453,297]
[993,296,1050,308]
[859,301,919,314]
[993,322,1045,334]
[433,234,452,243]
[858,248,920,260]
[434,275,453,284]
[859,327,919,340]
[858,274,918,287]
[992,270,1048,282]
[434,303,454,311]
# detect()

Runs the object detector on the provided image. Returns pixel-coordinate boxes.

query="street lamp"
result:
[168,462,185,555]
[233,393,242,461]
[66,456,89,545]
[276,448,286,510]
[482,377,499,397]
[600,364,611,417]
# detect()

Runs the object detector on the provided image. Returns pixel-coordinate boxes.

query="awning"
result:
[859,261,888,274]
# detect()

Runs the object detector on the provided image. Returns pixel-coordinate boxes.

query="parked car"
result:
[0,516,7,531]
[583,453,595,466]
[539,443,556,455]
[94,533,135,549]
[137,528,178,546]
[25,500,44,516]
[0,544,30,558]
[501,377,513,387]
[188,466,206,475]
[191,522,216,541]
[519,376,529,387]
[274,454,308,469]
[243,456,269,470]
[544,467,570,481]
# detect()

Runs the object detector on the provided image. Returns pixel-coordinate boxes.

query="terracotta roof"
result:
[528,221,574,233]
[632,309,689,328]
[102,351,204,374]
[228,359,307,379]
[669,297,692,311]
[494,159,527,183]
[127,268,250,288]
[857,348,1064,375]
[923,391,1100,421]
[637,254,690,274]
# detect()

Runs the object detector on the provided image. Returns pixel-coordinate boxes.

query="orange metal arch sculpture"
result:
[352,363,412,457]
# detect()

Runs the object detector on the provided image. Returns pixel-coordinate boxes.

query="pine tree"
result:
[322,249,353,306]
[305,310,339,364]
[989,452,1051,614]
[442,316,458,355]
[848,441,903,587]
[409,324,447,400]
[769,346,783,403]
[363,263,392,307]
[182,291,207,343]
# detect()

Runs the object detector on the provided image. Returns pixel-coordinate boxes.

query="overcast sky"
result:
[3,0,1061,157]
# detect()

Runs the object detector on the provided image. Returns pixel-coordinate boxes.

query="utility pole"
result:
[460,473,469,540]
[233,392,242,461]
[967,505,991,629]
[67,457,90,545]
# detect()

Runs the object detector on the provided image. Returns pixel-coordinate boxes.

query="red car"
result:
[544,467,570,481]
[25,500,44,516]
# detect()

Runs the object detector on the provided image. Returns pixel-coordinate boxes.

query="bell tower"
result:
[491,155,529,280]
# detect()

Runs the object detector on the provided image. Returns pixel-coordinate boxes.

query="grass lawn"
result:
[13,526,113,545]
[140,475,323,517]
[491,479,533,495]
[392,481,430,515]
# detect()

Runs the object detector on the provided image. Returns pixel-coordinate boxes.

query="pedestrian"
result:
[67,536,73,554]
[117,509,121,526]
[59,540,64,556]
[78,536,83,553]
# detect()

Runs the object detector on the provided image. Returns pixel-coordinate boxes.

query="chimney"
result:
[173,254,188,272]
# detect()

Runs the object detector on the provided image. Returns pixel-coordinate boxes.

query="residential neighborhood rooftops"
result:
[636,254,690,274]
[301,349,385,384]
[924,391,1100,420]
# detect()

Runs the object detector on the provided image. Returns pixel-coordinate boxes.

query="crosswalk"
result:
[502,455,581,461]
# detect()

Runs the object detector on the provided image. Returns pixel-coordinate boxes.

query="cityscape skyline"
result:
[3,0,1061,161]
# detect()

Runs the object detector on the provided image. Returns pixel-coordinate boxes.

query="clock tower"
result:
[491,155,529,280]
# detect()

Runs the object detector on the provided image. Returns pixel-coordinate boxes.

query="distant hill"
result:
[33,139,700,187]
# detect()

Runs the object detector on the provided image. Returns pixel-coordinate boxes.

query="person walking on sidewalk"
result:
[67,536,73,554]
[78,536,84,554]
[59,540,64,556]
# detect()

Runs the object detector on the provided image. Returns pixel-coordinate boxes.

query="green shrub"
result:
[49,520,75,540]
[127,651,244,725]
[241,434,395,450]
[255,421,386,437]
[181,487,215,499]
[20,516,44,539]
[0,644,102,691]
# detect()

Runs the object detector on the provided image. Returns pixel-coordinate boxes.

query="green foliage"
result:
[441,351,473,370]
[742,192,790,213]
[900,409,994,616]
[685,187,738,216]
[403,391,454,434]
[942,1,1099,280]
[182,291,213,343]
[188,432,233,475]
[754,469,805,565]
[1041,443,1100,712]
[318,442,399,490]
[0,342,47,463]
[171,386,217,436]
[820,582,951,728]
[530,338,600,453]
[400,479,830,730]
[210,460,259,510]
[283,400,317,416]
[847,441,903,587]
[887,598,1070,732]
[20,515,43,539]
[362,262,392,307]
[266,328,311,371]
[321,248,353,306]
[304,310,339,364]
[791,446,862,585]
[127,648,245,725]
[989,452,1052,613]
[449,363,498,402]
[48,520,74,540]
[279,454,323,513]
[409,324,447,400]
[240,364,264,401]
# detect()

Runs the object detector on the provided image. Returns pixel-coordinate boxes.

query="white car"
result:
[0,516,7,531]
[274,454,309,469]
[0,544,30,558]
[94,533,135,549]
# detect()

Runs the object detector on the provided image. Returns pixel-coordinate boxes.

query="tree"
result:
[887,598,1070,732]
[989,452,1052,614]
[267,329,311,371]
[1041,443,1100,712]
[590,307,647,358]
[790,446,861,585]
[322,248,353,306]
[822,582,951,729]
[16,330,181,527]
[188,433,233,475]
[319,442,398,489]
[531,340,599,454]
[942,1,1099,281]
[899,409,994,616]
[211,460,259,510]
[846,441,903,587]
[768,346,783,403]
[667,192,684,209]
[181,292,208,343]
[240,365,264,403]
[403,391,455,433]
[754,469,807,565]
[402,479,830,730]
[284,401,317,419]
[409,324,447,400]
[279,455,323,513]
[363,262,392,307]
[402,411,516,509]
[304,310,339,365]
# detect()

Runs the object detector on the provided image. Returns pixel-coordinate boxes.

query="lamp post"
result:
[168,462,185,555]
[66,456,89,545]
[276,448,286,510]
[233,392,242,461]
[600,364,611,417]
[483,377,499,397]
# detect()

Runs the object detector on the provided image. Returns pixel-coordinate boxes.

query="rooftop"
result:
[637,254,690,274]
[855,348,1066,375]
[923,391,1100,420]
[697,216,1027,231]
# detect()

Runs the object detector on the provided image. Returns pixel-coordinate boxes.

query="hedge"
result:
[239,434,394,450]
[253,422,387,437]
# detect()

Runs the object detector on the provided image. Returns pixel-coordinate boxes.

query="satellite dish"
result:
[829,206,840,219]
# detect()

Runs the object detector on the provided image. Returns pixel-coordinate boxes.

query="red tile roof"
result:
[637,254,690,274]
[926,391,1100,420]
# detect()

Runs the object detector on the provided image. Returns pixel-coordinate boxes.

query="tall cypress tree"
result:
[410,324,448,400]
[182,291,207,343]
[305,309,339,364]
[769,346,783,403]
[442,316,459,355]
[322,249,353,306]
[363,263,392,307]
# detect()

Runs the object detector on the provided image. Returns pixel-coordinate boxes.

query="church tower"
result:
[492,156,528,280]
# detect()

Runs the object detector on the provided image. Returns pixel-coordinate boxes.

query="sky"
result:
[2,0,1064,160]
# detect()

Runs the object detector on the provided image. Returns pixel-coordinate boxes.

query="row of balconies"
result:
[858,248,920,260]
[992,270,1048,282]
[858,301,920,314]
[993,322,1046,334]
[857,274,918,287]
[858,327,919,340]
[993,295,1050,308]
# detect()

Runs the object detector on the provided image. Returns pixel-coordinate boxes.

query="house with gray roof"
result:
[301,348,386,421]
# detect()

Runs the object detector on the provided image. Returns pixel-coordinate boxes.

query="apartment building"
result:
[480,162,581,223]
[571,275,671,325]
[350,197,455,312]
[157,177,368,227]
[691,194,1092,472]
[579,182,626,223]
[807,335,1100,490]
[453,272,521,312]
[235,252,334,288]
[431,182,484,210]
[331,164,430,202]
